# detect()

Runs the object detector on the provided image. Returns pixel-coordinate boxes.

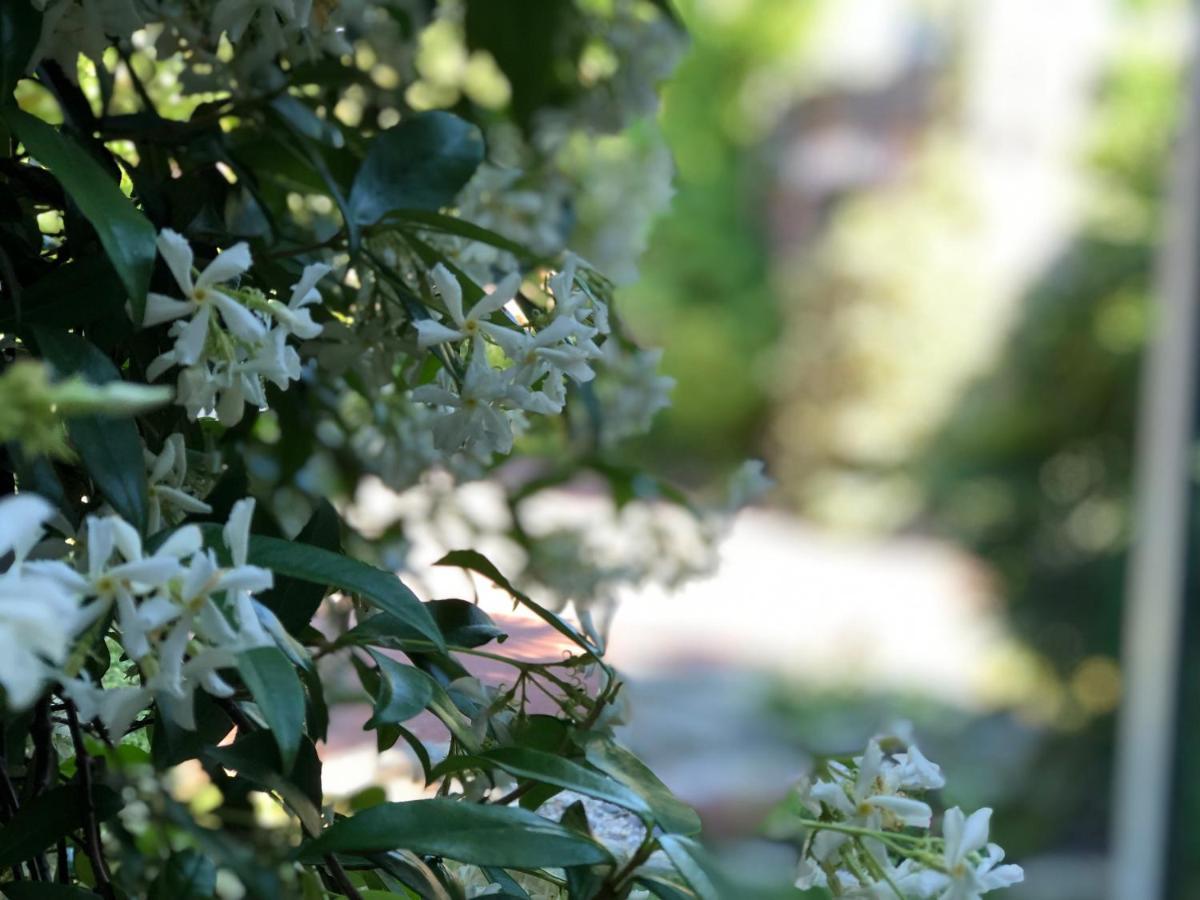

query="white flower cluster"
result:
[794,734,1024,899]
[29,0,354,80]
[0,492,286,736]
[411,256,608,459]
[143,229,329,426]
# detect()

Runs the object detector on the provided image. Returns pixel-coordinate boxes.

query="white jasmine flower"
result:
[0,494,81,710]
[894,744,947,792]
[147,434,213,533]
[267,262,330,340]
[412,355,514,457]
[61,676,151,739]
[413,265,520,352]
[144,230,264,364]
[938,808,1024,900]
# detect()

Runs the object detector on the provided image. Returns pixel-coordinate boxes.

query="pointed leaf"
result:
[299,799,611,868]
[349,112,484,225]
[238,646,305,772]
[247,535,444,650]
[33,327,149,530]
[3,108,156,316]
[364,648,434,729]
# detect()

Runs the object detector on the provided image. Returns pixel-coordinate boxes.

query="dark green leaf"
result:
[238,646,305,772]
[246,535,444,650]
[3,108,156,316]
[635,875,699,900]
[259,499,342,633]
[0,784,120,869]
[149,849,217,900]
[349,112,484,225]
[268,94,344,147]
[658,835,722,900]
[0,3,41,97]
[435,550,596,653]
[585,737,701,836]
[364,648,435,729]
[386,209,541,261]
[477,747,650,816]
[0,884,101,899]
[0,254,127,331]
[204,731,321,835]
[299,799,611,868]
[33,328,149,530]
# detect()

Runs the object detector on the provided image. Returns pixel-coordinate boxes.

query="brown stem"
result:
[64,701,115,900]
[323,853,364,900]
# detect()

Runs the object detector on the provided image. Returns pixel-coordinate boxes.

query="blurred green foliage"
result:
[619,0,819,474]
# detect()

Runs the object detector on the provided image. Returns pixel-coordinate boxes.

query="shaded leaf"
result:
[0,784,120,869]
[0,3,41,97]
[246,535,444,650]
[349,112,483,225]
[33,327,148,530]
[238,645,305,772]
[149,849,217,900]
[585,736,701,835]
[364,648,435,729]
[299,799,611,868]
[3,108,156,316]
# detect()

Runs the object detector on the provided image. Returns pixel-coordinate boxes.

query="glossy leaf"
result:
[238,645,305,772]
[245,535,445,650]
[349,112,484,225]
[34,328,149,531]
[258,499,343,633]
[0,4,41,97]
[299,799,612,868]
[363,648,434,729]
[585,736,701,835]
[0,784,119,869]
[658,835,722,900]
[478,747,651,817]
[1,885,102,899]
[435,549,597,653]
[149,849,217,900]
[3,108,156,316]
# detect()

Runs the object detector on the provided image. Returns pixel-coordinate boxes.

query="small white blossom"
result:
[937,808,1024,900]
[147,434,213,533]
[413,265,520,352]
[0,494,81,710]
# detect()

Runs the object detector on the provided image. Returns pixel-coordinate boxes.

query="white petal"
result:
[173,305,212,366]
[212,292,267,342]
[289,262,331,308]
[0,494,54,560]
[413,318,465,348]
[156,229,195,296]
[196,242,252,289]
[224,498,255,567]
[144,293,196,328]
[430,263,464,324]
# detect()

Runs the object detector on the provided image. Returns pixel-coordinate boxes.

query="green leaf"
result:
[0,254,127,331]
[204,732,322,835]
[585,736,701,836]
[364,648,434,729]
[33,327,148,530]
[0,885,102,899]
[149,849,217,900]
[349,112,484,225]
[386,209,542,261]
[477,747,651,817]
[0,784,120,869]
[238,646,305,772]
[634,876,699,900]
[258,499,343,633]
[245,535,444,650]
[2,107,156,317]
[435,550,597,653]
[0,4,41,97]
[657,836,723,900]
[299,799,612,868]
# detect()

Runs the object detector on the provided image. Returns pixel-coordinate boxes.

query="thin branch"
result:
[64,701,115,900]
[323,853,364,900]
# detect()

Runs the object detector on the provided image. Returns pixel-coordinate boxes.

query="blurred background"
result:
[601,0,1186,896]
[312,0,1193,896]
